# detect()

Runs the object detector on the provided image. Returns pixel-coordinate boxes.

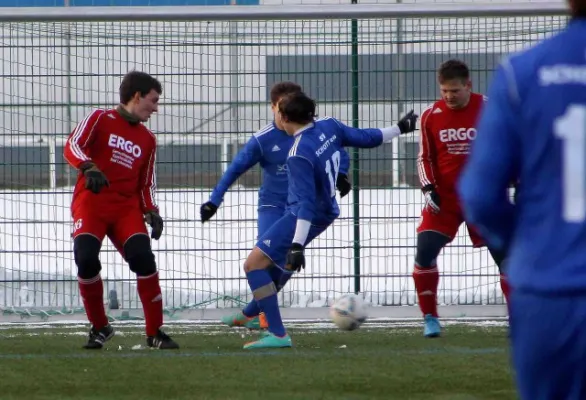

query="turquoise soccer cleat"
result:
[423,314,442,338]
[220,312,268,330]
[243,332,292,350]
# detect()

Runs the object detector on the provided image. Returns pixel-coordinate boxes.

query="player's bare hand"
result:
[397,110,419,134]
[286,243,306,272]
[336,173,351,198]
[145,211,164,240]
[81,162,109,194]
[422,185,441,214]
[200,201,218,223]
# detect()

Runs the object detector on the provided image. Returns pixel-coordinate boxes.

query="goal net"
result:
[0,5,567,318]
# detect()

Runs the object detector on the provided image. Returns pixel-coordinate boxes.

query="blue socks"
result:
[242,300,260,318]
[242,267,293,318]
[246,269,286,337]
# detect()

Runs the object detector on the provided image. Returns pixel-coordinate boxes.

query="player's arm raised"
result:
[458,62,520,253]
[63,109,109,194]
[140,139,163,240]
[285,154,317,272]
[200,135,263,222]
[418,107,441,213]
[337,111,418,148]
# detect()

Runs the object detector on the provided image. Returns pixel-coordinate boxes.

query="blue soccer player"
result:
[458,1,586,397]
[241,91,418,349]
[199,82,360,330]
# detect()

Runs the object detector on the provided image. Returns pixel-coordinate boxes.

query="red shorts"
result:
[71,203,148,258]
[416,195,485,248]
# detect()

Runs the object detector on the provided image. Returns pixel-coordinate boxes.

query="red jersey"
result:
[63,108,158,214]
[417,92,486,193]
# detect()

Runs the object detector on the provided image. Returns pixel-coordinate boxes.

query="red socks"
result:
[78,275,108,329]
[137,272,163,336]
[79,272,164,336]
[413,266,511,318]
[413,265,440,317]
[500,274,511,314]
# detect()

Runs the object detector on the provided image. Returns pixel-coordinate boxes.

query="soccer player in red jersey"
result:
[413,60,510,337]
[63,71,178,350]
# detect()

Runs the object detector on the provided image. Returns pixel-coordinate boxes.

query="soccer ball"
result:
[330,293,368,331]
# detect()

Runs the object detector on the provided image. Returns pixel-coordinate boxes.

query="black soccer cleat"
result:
[147,329,179,350]
[83,324,115,349]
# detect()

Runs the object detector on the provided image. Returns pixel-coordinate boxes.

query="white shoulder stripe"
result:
[315,116,333,122]
[253,123,274,138]
[288,134,303,157]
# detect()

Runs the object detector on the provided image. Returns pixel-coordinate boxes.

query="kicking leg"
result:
[241,266,291,314]
[242,247,292,349]
[239,212,331,349]
[234,266,286,330]
[238,207,285,325]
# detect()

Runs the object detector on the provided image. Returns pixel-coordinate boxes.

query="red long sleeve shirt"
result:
[64,108,158,214]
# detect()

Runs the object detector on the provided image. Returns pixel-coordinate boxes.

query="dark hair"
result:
[278,92,316,125]
[568,0,586,17]
[437,59,470,84]
[269,81,302,105]
[119,71,162,105]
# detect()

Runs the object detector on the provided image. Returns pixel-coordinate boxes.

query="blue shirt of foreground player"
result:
[209,118,354,209]
[458,18,586,293]
[287,122,402,244]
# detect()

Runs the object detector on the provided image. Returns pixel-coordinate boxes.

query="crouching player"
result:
[414,59,509,338]
[63,71,178,350]
[240,91,418,349]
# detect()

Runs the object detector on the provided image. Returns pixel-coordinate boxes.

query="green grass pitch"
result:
[0,319,515,400]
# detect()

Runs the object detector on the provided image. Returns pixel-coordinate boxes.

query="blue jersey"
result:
[287,123,383,223]
[458,18,586,293]
[209,118,355,208]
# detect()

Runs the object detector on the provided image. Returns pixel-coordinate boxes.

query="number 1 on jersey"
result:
[555,104,586,222]
[325,150,341,197]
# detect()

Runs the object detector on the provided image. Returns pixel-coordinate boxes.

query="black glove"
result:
[396,110,419,134]
[200,201,218,223]
[286,243,306,272]
[336,173,351,198]
[422,184,441,214]
[81,162,109,194]
[145,211,164,240]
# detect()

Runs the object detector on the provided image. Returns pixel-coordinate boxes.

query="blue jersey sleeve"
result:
[458,62,520,252]
[339,148,350,175]
[287,155,316,222]
[331,119,383,148]
[210,136,262,206]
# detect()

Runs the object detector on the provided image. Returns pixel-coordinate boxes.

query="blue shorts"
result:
[510,290,586,399]
[256,212,335,270]
[257,205,286,239]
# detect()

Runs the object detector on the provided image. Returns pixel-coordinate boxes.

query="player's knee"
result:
[74,234,102,279]
[124,234,157,276]
[243,247,271,273]
[415,231,450,267]
[243,262,251,273]
[243,259,260,273]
